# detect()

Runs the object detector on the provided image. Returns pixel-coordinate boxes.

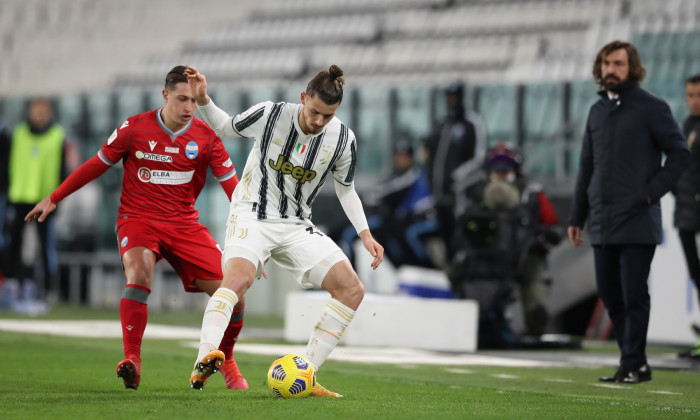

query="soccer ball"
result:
[267,354,316,399]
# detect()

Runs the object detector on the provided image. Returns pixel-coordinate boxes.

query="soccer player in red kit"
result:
[25,66,248,391]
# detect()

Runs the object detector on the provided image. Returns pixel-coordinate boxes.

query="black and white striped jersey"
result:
[219,101,357,224]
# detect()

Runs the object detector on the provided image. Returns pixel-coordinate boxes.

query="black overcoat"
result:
[673,115,700,231]
[568,81,690,245]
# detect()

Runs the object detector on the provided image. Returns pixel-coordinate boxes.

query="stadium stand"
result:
[2,0,700,320]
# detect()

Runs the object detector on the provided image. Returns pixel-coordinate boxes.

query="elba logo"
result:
[137,167,194,185]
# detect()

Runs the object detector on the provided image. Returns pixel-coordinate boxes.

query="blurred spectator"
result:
[424,82,486,261]
[448,142,562,345]
[675,74,700,359]
[337,141,436,269]
[0,118,10,279]
[3,98,79,300]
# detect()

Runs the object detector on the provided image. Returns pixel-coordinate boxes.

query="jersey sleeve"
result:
[229,101,271,138]
[97,119,132,165]
[332,126,358,186]
[209,135,237,181]
[198,100,270,140]
[50,155,110,203]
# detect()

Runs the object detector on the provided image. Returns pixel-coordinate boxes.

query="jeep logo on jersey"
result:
[135,151,173,162]
[185,141,199,159]
[269,154,317,183]
[137,167,195,185]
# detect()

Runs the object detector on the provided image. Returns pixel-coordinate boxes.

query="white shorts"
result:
[223,215,347,289]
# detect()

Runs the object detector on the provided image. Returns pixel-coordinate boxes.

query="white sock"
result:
[196,288,238,365]
[304,298,355,371]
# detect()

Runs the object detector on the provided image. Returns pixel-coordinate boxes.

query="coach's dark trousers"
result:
[593,244,656,370]
[678,230,700,305]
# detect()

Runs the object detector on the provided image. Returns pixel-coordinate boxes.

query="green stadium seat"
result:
[115,90,147,124]
[355,86,392,175]
[476,84,517,145]
[395,87,433,152]
[85,92,115,149]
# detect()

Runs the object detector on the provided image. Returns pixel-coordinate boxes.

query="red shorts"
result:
[116,218,223,292]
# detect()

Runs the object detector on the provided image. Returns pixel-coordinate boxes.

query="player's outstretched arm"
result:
[25,154,110,223]
[24,197,56,223]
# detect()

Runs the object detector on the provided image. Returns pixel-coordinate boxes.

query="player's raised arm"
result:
[25,154,110,223]
[185,66,244,139]
[184,66,211,106]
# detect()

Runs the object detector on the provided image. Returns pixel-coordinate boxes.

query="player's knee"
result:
[351,279,365,306]
[124,266,152,289]
[337,275,364,310]
[223,271,255,297]
[122,247,155,288]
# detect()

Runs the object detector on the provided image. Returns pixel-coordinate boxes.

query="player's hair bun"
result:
[329,65,345,86]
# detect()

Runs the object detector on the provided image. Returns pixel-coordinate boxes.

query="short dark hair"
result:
[686,74,700,85]
[306,65,345,105]
[592,40,646,88]
[165,66,188,90]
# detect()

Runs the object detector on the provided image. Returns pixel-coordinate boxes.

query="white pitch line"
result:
[491,374,519,379]
[545,378,573,383]
[591,383,631,389]
[445,368,474,374]
[648,390,683,396]
[0,319,598,368]
[218,342,566,367]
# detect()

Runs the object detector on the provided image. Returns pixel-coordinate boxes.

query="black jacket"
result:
[0,120,10,194]
[424,113,477,206]
[568,81,690,245]
[673,115,700,231]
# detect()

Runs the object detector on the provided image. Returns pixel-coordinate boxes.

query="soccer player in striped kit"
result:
[185,64,384,397]
[25,66,248,391]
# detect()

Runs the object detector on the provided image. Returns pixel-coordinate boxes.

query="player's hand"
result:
[256,258,270,279]
[24,197,56,223]
[359,230,384,270]
[184,66,210,106]
[567,226,583,247]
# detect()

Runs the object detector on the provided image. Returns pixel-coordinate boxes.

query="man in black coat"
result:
[674,74,700,357]
[568,40,690,384]
[424,82,485,260]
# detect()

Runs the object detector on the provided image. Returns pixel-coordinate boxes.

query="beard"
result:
[603,75,623,91]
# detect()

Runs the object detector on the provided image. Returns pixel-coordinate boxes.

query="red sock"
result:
[219,305,244,360]
[119,284,150,362]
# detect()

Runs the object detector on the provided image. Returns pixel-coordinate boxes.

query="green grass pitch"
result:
[1,311,700,419]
